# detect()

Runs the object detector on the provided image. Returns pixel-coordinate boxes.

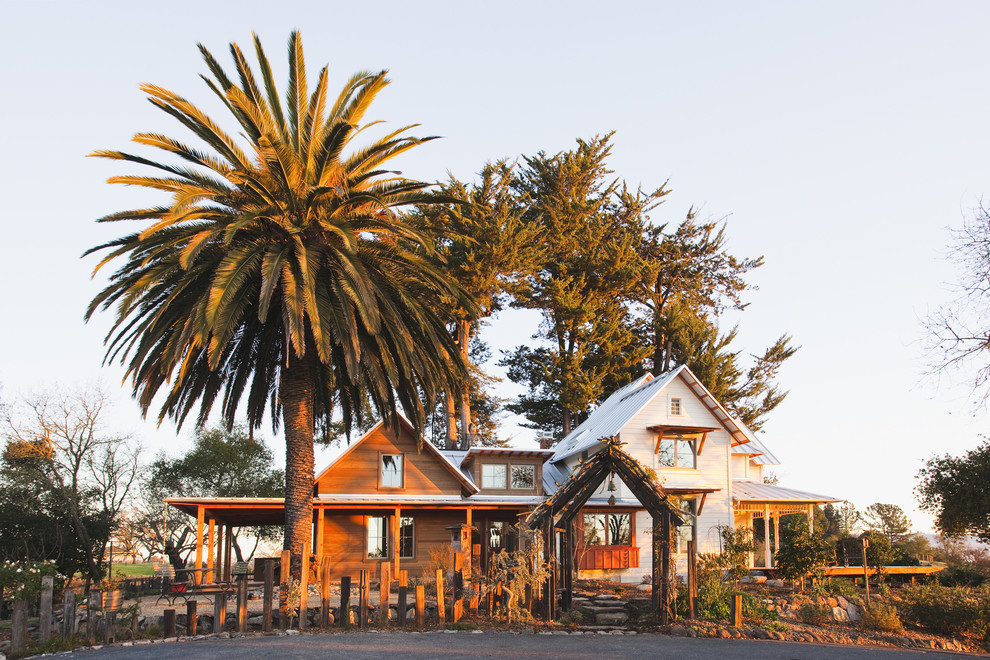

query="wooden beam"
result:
[315,507,326,564]
[654,429,665,454]
[697,492,708,516]
[697,432,708,456]
[195,506,205,585]
[392,507,401,577]
[206,517,215,584]
[764,504,772,569]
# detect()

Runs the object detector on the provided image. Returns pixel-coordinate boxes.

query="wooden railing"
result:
[578,546,639,570]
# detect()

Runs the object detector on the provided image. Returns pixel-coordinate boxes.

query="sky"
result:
[2,1,988,537]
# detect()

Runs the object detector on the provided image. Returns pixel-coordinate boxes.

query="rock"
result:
[594,594,620,601]
[751,575,767,584]
[845,604,860,622]
[669,625,688,636]
[686,628,698,637]
[718,628,731,638]
[766,579,784,587]
[596,612,628,625]
[836,596,849,609]
[827,597,838,608]
[751,628,771,639]
[831,606,849,622]
[740,576,754,584]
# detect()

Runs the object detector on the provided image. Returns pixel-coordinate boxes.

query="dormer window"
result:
[481,464,507,489]
[380,453,403,488]
[670,397,682,416]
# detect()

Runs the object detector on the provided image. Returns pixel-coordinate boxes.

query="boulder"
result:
[831,606,849,622]
[595,612,628,625]
[845,604,860,622]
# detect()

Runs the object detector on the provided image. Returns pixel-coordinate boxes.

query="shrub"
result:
[827,578,859,600]
[742,593,779,623]
[899,584,990,637]
[774,519,833,585]
[860,602,902,633]
[796,602,831,625]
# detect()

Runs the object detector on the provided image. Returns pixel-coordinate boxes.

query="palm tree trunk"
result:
[281,352,315,573]
[457,319,473,450]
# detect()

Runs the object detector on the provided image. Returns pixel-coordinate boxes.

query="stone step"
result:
[595,611,629,625]
[584,605,627,614]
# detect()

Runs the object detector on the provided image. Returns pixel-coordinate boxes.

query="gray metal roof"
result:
[731,480,839,503]
[731,436,781,465]
[550,370,677,462]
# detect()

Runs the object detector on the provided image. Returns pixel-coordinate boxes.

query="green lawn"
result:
[110,562,154,577]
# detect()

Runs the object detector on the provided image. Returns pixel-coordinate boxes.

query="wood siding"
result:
[316,426,465,496]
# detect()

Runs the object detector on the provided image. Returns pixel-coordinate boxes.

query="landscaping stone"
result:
[831,606,848,622]
[845,603,860,622]
[595,612,628,625]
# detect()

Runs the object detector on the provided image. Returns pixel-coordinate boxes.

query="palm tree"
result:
[84,32,475,560]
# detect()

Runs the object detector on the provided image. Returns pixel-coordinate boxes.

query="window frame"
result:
[509,464,536,491]
[379,452,404,489]
[656,436,697,469]
[581,512,635,548]
[481,463,507,489]
[367,515,415,560]
[669,396,683,416]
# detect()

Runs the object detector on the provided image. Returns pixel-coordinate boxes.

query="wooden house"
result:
[166,365,837,584]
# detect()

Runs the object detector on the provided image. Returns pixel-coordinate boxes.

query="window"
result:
[674,499,696,554]
[368,516,388,558]
[481,464,507,489]
[583,513,632,546]
[670,397,682,416]
[367,515,415,559]
[398,516,414,558]
[657,437,696,468]
[380,454,403,488]
[510,465,535,490]
[489,521,504,548]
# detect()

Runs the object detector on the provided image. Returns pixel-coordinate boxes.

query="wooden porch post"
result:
[465,507,473,578]
[392,507,401,577]
[660,511,671,625]
[773,513,781,554]
[807,504,814,534]
[224,525,233,581]
[207,517,216,584]
[763,504,772,569]
[316,507,326,564]
[215,522,224,582]
[195,506,205,585]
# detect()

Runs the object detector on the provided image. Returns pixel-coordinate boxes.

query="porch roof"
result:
[731,480,840,504]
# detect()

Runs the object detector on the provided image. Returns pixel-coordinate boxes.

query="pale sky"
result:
[2,1,989,536]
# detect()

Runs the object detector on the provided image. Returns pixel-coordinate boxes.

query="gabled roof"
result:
[550,365,752,463]
[731,435,780,465]
[314,415,479,495]
[732,480,839,504]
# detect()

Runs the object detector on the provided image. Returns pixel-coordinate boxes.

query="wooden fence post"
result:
[687,539,698,620]
[358,570,369,629]
[105,611,117,644]
[863,538,871,604]
[11,599,27,653]
[38,575,54,643]
[186,600,198,635]
[731,593,743,628]
[237,576,248,632]
[278,549,291,630]
[415,584,425,626]
[453,566,464,622]
[435,569,446,622]
[164,608,176,638]
[299,544,310,630]
[379,562,391,626]
[213,592,226,634]
[320,558,332,628]
[340,576,351,627]
[63,588,76,637]
[87,590,100,643]
[263,559,274,633]
[397,570,408,626]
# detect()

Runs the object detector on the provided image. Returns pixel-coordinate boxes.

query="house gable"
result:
[315,419,476,497]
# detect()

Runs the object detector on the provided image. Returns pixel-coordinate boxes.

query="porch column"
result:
[206,517,215,583]
[215,522,224,582]
[807,504,814,534]
[392,507,401,576]
[223,525,233,581]
[315,507,326,564]
[195,505,205,584]
[763,504,771,569]
[773,513,780,554]
[465,507,473,578]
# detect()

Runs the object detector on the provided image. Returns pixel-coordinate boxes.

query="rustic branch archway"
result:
[523,437,682,623]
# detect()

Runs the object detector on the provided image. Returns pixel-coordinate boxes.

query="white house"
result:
[545,365,838,581]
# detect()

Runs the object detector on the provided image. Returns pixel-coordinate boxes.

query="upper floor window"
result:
[670,397,683,416]
[481,464,507,489]
[657,437,696,468]
[380,453,403,488]
[510,465,536,490]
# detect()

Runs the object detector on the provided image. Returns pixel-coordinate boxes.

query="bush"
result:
[899,584,990,637]
[826,578,859,600]
[775,519,833,584]
[796,602,831,625]
[742,593,779,623]
[860,602,902,633]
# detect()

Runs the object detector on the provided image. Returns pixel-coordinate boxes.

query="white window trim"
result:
[656,435,698,469]
[481,463,507,489]
[380,453,404,489]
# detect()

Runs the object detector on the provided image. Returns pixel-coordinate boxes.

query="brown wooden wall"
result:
[319,510,474,580]
[316,424,465,496]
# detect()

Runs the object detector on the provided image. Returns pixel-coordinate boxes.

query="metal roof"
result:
[731,480,840,503]
[731,436,781,465]
[550,365,754,463]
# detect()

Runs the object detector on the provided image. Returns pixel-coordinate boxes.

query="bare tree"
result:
[2,386,140,584]
[925,204,990,404]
